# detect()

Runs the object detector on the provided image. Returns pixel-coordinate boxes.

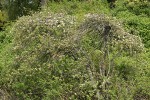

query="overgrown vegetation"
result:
[0,0,150,100]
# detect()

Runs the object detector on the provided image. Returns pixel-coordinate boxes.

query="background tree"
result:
[1,0,42,20]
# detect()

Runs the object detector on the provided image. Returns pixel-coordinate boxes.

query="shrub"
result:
[0,10,7,30]
[1,11,145,99]
[112,0,150,47]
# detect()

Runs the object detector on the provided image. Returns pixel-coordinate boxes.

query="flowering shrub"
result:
[10,12,79,99]
[3,12,145,99]
[80,13,144,52]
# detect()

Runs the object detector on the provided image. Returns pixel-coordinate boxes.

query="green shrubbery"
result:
[0,10,8,31]
[0,9,149,99]
[47,0,110,16]
[113,0,150,47]
[111,1,150,99]
[0,0,150,100]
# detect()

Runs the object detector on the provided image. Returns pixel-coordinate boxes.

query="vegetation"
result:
[0,0,150,100]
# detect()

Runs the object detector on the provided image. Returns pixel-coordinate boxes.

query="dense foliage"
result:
[0,0,150,100]
[113,0,150,47]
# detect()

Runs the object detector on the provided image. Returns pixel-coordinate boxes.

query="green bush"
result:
[47,0,110,16]
[112,0,150,48]
[125,0,150,16]
[0,1,150,99]
[0,10,8,30]
[1,5,149,99]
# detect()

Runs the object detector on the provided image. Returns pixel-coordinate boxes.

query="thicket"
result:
[112,0,150,47]
[0,0,150,100]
